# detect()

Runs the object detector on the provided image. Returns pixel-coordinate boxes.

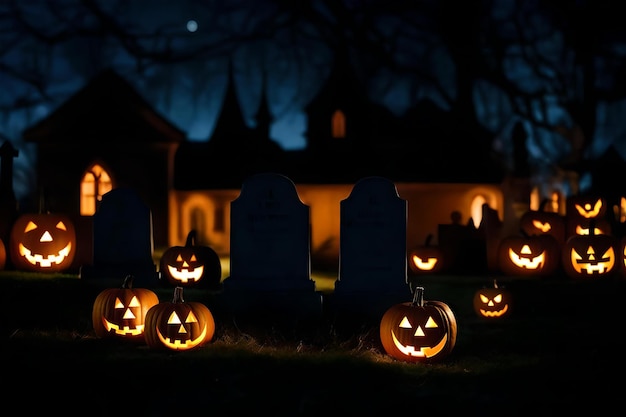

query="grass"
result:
[2,269,625,416]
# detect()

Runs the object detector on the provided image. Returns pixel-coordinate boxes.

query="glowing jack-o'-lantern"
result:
[566,196,609,237]
[159,230,222,289]
[92,275,159,341]
[9,212,76,272]
[144,287,215,351]
[562,224,618,279]
[473,279,512,319]
[379,286,457,363]
[408,234,445,274]
[497,233,560,277]
[519,201,566,245]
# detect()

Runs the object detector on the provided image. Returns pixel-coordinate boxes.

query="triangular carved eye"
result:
[399,316,412,329]
[167,312,182,324]
[24,221,38,233]
[185,311,198,323]
[128,296,140,307]
[425,317,438,329]
[56,221,67,231]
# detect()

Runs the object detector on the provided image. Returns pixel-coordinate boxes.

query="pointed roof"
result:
[22,69,185,144]
[210,62,252,143]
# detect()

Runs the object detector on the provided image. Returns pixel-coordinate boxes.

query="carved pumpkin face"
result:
[9,213,76,272]
[144,287,215,351]
[519,210,566,245]
[379,287,456,363]
[562,231,618,278]
[159,230,221,289]
[569,197,606,219]
[566,196,609,237]
[92,275,159,341]
[497,234,560,276]
[408,234,445,274]
[473,280,512,319]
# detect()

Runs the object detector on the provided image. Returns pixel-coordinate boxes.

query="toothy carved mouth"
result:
[167,265,204,283]
[102,318,144,336]
[479,304,509,317]
[18,242,72,267]
[156,324,208,350]
[390,331,447,358]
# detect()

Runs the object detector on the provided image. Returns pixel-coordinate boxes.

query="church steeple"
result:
[254,69,273,141]
[210,60,251,144]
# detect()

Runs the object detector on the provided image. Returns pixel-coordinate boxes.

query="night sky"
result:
[2,0,626,200]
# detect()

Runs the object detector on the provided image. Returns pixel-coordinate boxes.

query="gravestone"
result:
[221,173,322,319]
[79,187,159,288]
[331,176,411,319]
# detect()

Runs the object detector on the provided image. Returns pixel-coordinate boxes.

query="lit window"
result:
[470,195,487,226]
[332,109,346,138]
[80,164,113,215]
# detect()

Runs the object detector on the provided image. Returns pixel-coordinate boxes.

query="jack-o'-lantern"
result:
[566,195,609,237]
[473,279,512,319]
[497,233,560,277]
[379,286,457,363]
[519,200,566,245]
[144,287,215,351]
[408,234,445,274]
[92,275,159,341]
[9,211,76,272]
[159,230,222,289]
[562,223,619,279]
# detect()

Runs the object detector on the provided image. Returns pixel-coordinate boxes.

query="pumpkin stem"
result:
[173,287,185,303]
[122,275,134,289]
[425,234,434,246]
[493,278,498,288]
[185,230,197,247]
[412,286,424,307]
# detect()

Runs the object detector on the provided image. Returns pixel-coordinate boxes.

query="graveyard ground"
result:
[1,267,624,415]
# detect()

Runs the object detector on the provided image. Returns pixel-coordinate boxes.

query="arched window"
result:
[332,109,346,138]
[80,163,113,215]
[470,194,487,227]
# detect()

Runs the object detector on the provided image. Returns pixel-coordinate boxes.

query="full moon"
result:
[186,20,198,32]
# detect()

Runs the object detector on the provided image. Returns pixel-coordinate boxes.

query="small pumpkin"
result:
[144,287,215,351]
[408,234,445,274]
[9,211,76,272]
[497,232,560,277]
[379,286,457,363]
[473,279,512,319]
[562,221,619,279]
[159,230,221,289]
[92,275,159,341]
